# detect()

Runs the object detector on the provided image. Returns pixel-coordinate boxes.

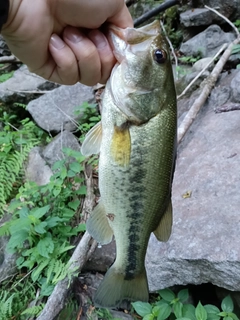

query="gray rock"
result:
[206,70,239,108]
[146,97,240,292]
[180,25,235,58]
[180,8,216,27]
[230,71,240,103]
[0,35,11,56]
[0,65,58,104]
[42,130,81,167]
[110,311,134,320]
[0,215,18,283]
[192,57,214,72]
[25,147,53,185]
[84,241,116,273]
[27,83,95,132]
[194,0,240,22]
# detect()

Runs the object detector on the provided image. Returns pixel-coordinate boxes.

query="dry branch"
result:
[177,43,228,99]
[205,5,240,36]
[37,166,96,320]
[177,35,240,144]
[177,6,240,144]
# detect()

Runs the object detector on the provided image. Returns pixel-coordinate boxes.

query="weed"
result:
[132,288,239,320]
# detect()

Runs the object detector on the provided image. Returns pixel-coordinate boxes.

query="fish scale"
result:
[81,20,177,308]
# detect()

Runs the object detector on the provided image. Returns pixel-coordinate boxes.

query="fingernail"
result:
[50,34,65,49]
[88,30,108,50]
[65,30,83,43]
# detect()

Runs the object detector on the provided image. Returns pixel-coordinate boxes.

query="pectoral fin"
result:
[86,202,113,245]
[80,121,102,156]
[110,123,131,167]
[153,199,173,242]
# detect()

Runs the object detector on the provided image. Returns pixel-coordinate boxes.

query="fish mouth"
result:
[108,20,160,63]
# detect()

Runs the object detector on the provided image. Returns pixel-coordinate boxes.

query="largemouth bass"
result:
[81,20,177,308]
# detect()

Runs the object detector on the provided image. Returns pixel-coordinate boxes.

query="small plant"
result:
[74,102,101,136]
[132,288,239,320]
[0,111,47,215]
[0,70,14,83]
[179,54,202,65]
[0,148,86,293]
[234,20,240,31]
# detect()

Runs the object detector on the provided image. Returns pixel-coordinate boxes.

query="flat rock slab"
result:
[146,105,240,292]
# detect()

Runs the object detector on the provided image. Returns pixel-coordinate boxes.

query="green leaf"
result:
[228,313,239,320]
[7,230,29,252]
[182,303,196,320]
[143,315,155,320]
[178,289,189,302]
[31,205,50,219]
[31,260,49,282]
[174,301,183,318]
[45,216,63,227]
[204,304,220,320]
[224,317,233,320]
[37,237,54,258]
[67,170,76,177]
[52,160,65,171]
[131,301,152,317]
[75,223,86,232]
[221,296,234,313]
[219,312,228,317]
[159,288,176,302]
[53,187,61,197]
[69,161,82,173]
[195,302,207,320]
[68,200,80,210]
[34,221,48,234]
[75,185,87,195]
[231,44,240,54]
[154,303,171,320]
[0,71,14,83]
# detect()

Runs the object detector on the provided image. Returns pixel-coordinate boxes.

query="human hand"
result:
[1,0,133,86]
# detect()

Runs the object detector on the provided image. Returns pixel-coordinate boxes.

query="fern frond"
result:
[0,291,15,319]
[0,142,35,216]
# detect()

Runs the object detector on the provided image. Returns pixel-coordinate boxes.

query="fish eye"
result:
[154,49,167,64]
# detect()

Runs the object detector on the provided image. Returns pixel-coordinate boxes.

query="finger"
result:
[63,27,101,86]
[88,29,115,84]
[46,34,80,84]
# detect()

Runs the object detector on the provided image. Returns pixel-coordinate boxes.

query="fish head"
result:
[108,20,176,124]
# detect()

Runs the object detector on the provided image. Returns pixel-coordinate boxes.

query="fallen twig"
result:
[177,34,240,144]
[37,166,96,320]
[134,0,181,27]
[205,5,240,36]
[177,43,228,99]
[0,55,20,63]
[215,103,240,113]
[177,6,240,144]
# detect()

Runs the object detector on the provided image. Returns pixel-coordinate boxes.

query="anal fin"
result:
[153,199,173,242]
[86,202,113,245]
[81,121,102,156]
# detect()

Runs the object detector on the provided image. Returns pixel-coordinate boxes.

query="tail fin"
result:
[94,265,149,308]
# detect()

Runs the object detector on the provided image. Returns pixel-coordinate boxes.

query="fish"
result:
[81,20,177,308]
